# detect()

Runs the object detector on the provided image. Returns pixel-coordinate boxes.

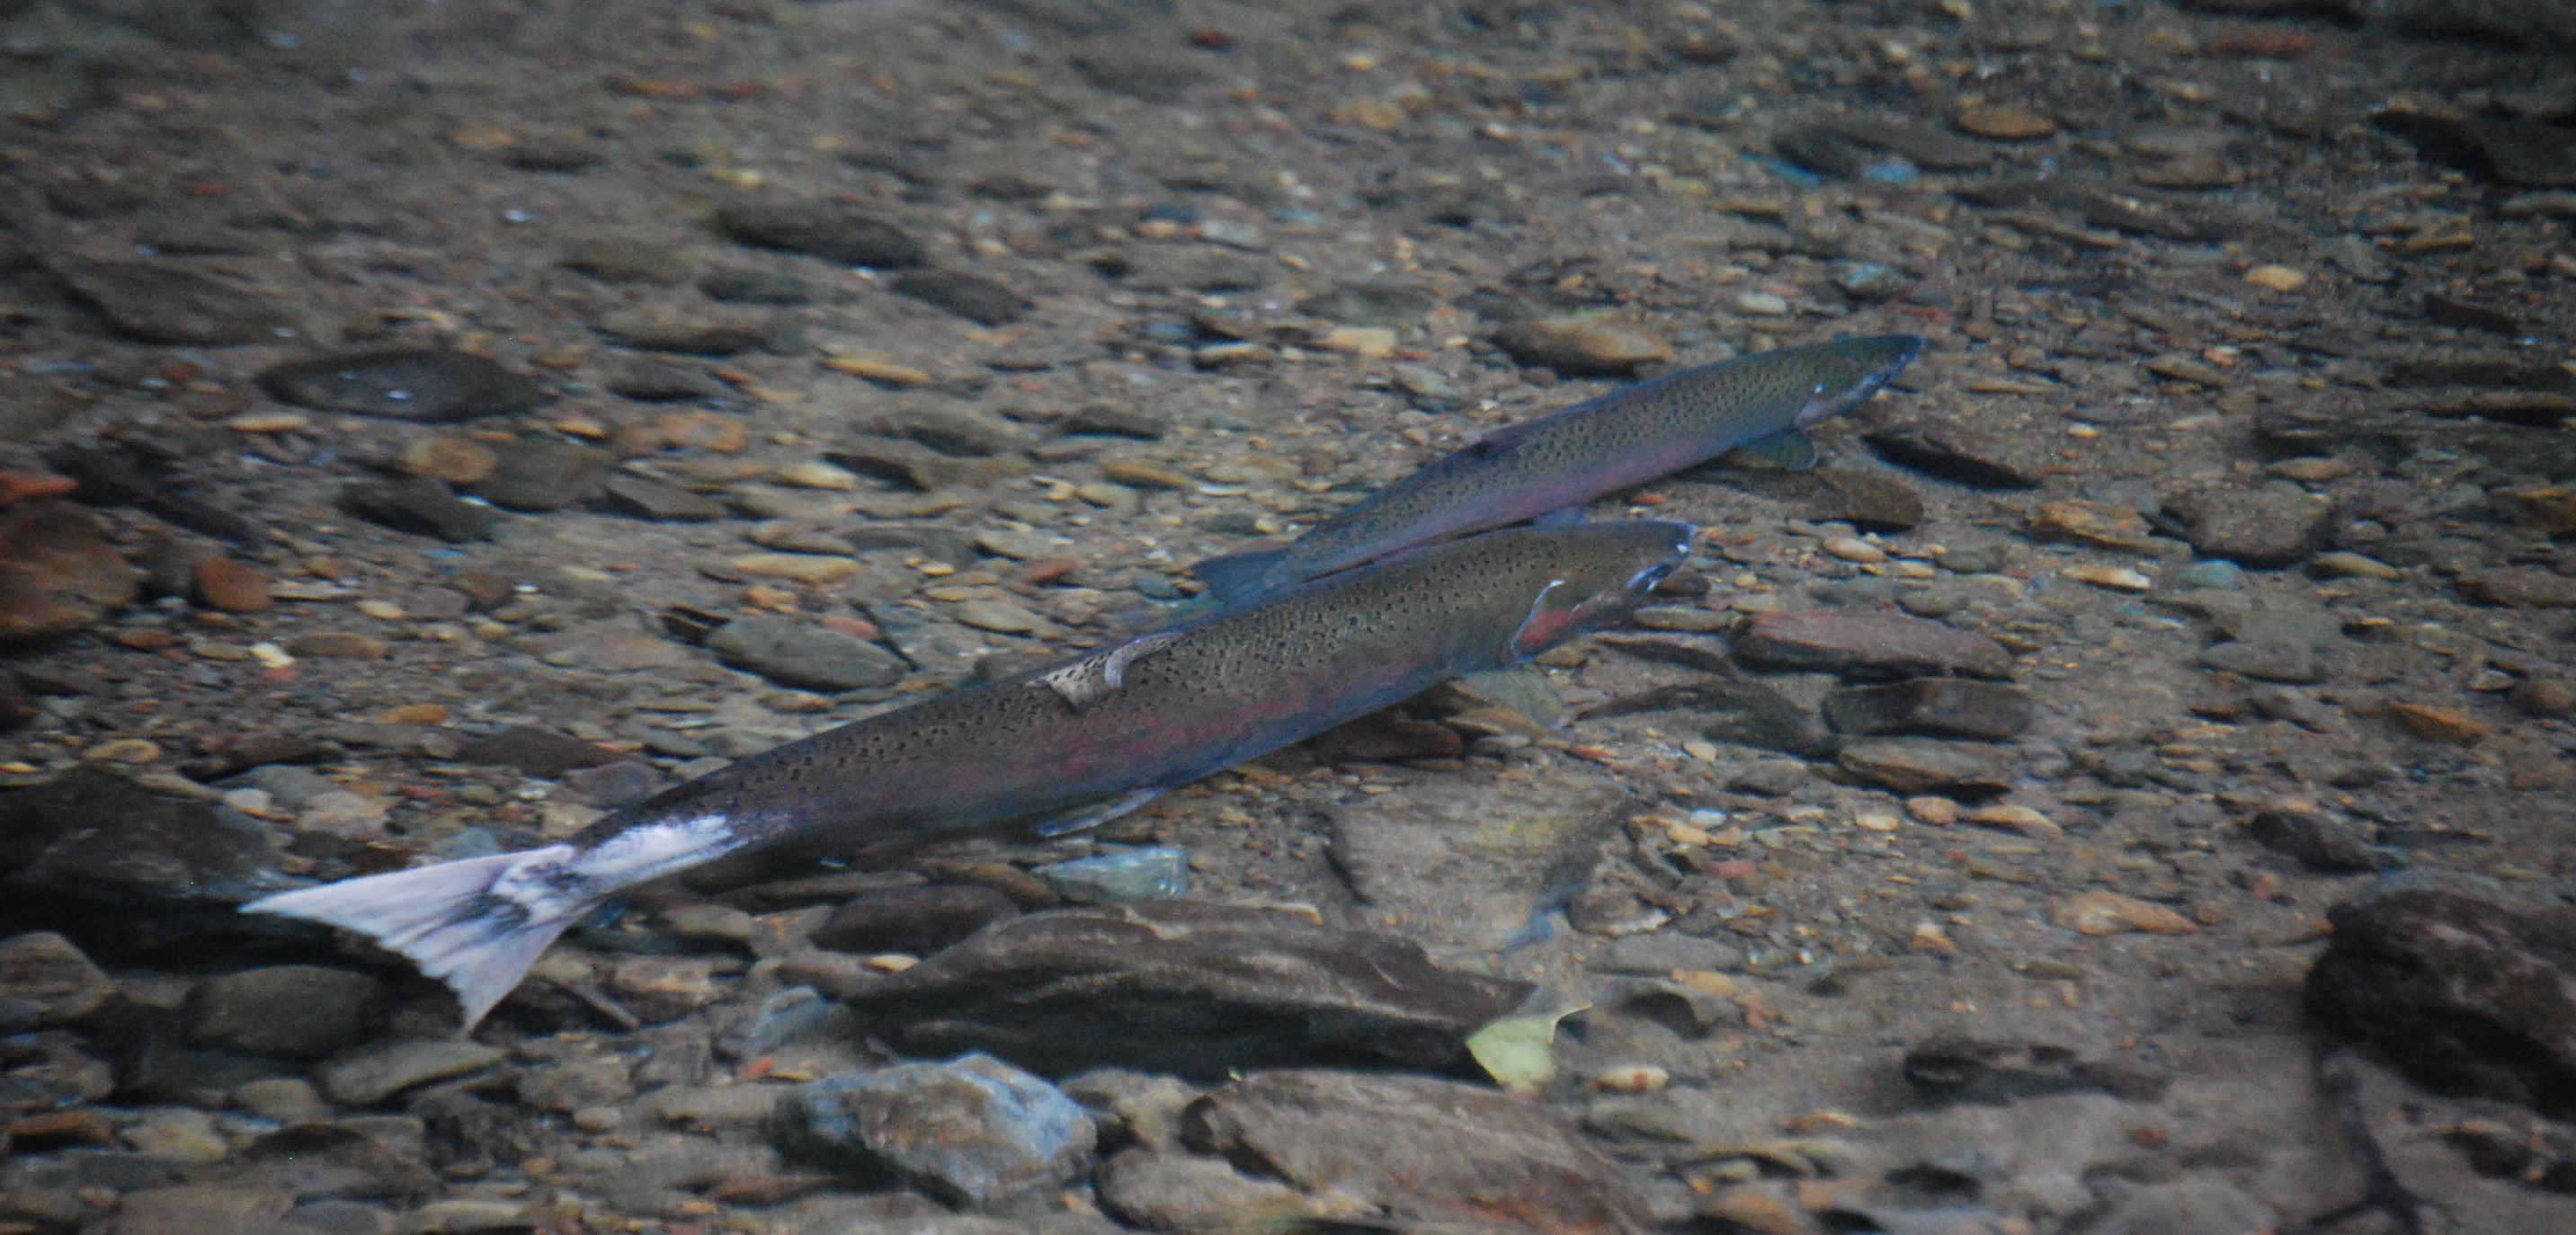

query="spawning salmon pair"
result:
[248,333,1923,1026]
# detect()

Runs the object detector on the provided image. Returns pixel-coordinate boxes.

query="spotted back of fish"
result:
[602,520,1693,849]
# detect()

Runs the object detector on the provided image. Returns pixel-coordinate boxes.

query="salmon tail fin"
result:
[1187,546,1288,603]
[242,845,585,1031]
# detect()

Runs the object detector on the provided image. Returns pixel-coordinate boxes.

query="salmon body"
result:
[244,520,1695,1026]
[1191,333,1923,603]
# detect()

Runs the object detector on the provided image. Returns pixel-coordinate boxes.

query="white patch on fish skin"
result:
[563,813,746,894]
[1035,631,1180,712]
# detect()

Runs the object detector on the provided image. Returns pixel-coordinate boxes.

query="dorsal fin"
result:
[1032,631,1181,712]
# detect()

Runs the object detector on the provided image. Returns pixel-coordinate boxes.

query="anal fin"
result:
[1457,668,1567,731]
[1029,787,1163,838]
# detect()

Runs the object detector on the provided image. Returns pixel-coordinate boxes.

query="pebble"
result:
[226,409,311,433]
[1967,803,2062,840]
[100,1186,294,1235]
[2052,890,2198,936]
[813,885,1021,955]
[1489,318,1673,377]
[2245,810,2395,874]
[1101,461,1190,491]
[593,303,773,355]
[395,437,500,486]
[950,600,1048,635]
[1031,847,1190,902]
[454,726,622,777]
[120,1107,230,1161]
[0,931,116,1031]
[2382,701,2489,744]
[1059,404,1169,440]
[2242,264,2307,292]
[890,268,1030,325]
[2168,488,2332,568]
[0,503,144,640]
[47,255,299,345]
[187,965,381,1058]
[261,349,546,422]
[700,266,813,305]
[596,475,725,522]
[233,1078,329,1124]
[1837,738,2014,795]
[1821,535,1884,564]
[1905,795,1960,825]
[731,553,866,583]
[1185,1070,1653,1231]
[2460,568,2576,609]
[1734,609,2014,679]
[776,1053,1096,1204]
[2144,354,2229,388]
[1322,326,1400,359]
[2174,560,2242,590]
[706,614,905,691]
[2028,499,2155,550]
[2508,679,2576,718]
[2063,564,2153,591]
[607,955,724,1023]
[2309,551,2398,581]
[1631,605,1732,633]
[316,1039,504,1106]
[338,477,498,543]
[717,196,925,267]
[558,235,697,284]
[1955,102,2055,140]
[1834,262,1912,300]
[1823,679,2035,741]
[191,556,272,613]
[1096,1148,1364,1231]
[1731,291,1790,316]
[1864,421,2044,489]
[2200,638,2322,684]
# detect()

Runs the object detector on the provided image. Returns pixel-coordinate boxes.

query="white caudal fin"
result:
[242,845,584,1031]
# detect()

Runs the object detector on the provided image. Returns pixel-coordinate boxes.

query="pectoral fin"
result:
[1457,668,1567,730]
[1530,506,1586,528]
[1033,632,1181,712]
[1721,429,1819,472]
[1508,578,1577,659]
[1029,787,1163,838]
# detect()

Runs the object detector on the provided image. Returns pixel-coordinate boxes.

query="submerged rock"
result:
[774,1053,1094,1204]
[1734,609,2014,680]
[2305,890,2576,1116]
[0,502,143,642]
[260,350,546,422]
[839,901,1529,1078]
[1183,1070,1654,1235]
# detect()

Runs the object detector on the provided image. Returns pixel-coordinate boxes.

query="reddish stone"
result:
[192,556,274,614]
[0,502,143,642]
[0,471,78,507]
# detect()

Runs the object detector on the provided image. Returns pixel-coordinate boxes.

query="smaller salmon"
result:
[1191,333,1924,604]
[243,520,1693,1028]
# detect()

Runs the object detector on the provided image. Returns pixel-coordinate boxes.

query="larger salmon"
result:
[1191,333,1923,603]
[244,520,1694,1028]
